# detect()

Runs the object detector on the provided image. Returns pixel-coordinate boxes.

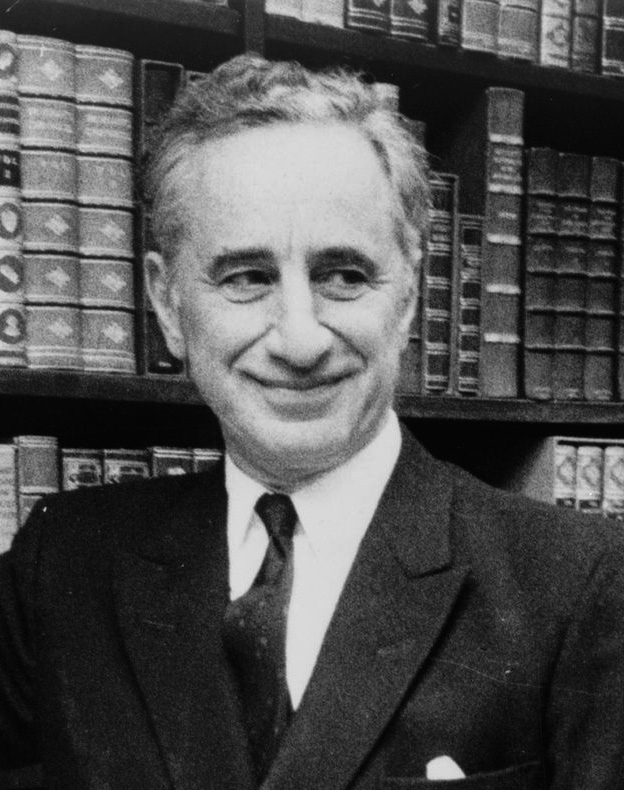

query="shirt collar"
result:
[225,411,402,559]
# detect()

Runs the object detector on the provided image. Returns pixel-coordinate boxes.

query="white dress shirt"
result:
[225,411,402,709]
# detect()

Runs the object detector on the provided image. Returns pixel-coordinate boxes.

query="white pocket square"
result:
[425,755,466,780]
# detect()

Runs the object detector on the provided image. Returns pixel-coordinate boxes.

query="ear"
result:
[397,243,421,346]
[143,251,186,360]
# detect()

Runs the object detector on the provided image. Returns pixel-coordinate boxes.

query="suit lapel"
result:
[113,466,255,790]
[265,432,469,790]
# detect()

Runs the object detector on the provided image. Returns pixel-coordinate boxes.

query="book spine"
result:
[575,443,604,513]
[601,0,624,76]
[571,0,602,72]
[523,147,559,401]
[74,44,136,375]
[554,441,578,508]
[18,34,80,372]
[0,443,18,552]
[602,444,624,519]
[454,214,483,396]
[0,31,26,369]
[103,448,150,484]
[135,59,186,376]
[539,0,573,67]
[62,448,104,490]
[192,448,223,474]
[14,434,59,526]
[436,0,461,45]
[345,0,391,32]
[265,0,303,17]
[480,88,525,398]
[389,0,433,41]
[584,156,620,401]
[421,172,459,395]
[301,0,344,26]
[461,0,501,53]
[553,152,591,401]
[150,446,194,477]
[498,0,539,61]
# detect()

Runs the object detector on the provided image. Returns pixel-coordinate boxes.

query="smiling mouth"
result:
[245,373,351,391]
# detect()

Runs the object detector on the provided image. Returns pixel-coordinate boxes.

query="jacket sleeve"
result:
[0,501,45,769]
[547,540,624,789]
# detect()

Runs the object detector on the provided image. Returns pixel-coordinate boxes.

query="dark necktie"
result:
[223,493,298,782]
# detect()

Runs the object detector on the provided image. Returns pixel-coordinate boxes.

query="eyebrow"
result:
[210,248,274,275]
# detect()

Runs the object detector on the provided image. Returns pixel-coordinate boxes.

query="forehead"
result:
[181,122,398,252]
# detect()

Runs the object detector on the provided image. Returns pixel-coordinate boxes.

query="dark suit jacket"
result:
[1,430,624,790]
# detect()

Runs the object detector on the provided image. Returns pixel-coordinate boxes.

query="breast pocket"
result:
[383,761,542,789]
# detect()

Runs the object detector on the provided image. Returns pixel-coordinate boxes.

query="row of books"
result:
[0,30,138,373]
[0,435,223,553]
[507,435,624,518]
[268,0,624,79]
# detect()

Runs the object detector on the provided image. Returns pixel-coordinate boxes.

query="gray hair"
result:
[145,53,429,267]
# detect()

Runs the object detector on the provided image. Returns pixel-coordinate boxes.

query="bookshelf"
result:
[2,2,624,785]
[0,0,621,464]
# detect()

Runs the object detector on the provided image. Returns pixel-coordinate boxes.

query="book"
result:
[345,0,390,33]
[25,305,82,369]
[0,30,26,370]
[436,0,461,45]
[103,448,150,484]
[461,0,500,53]
[553,152,591,401]
[192,447,223,473]
[62,448,104,490]
[301,0,344,25]
[539,0,573,67]
[440,87,525,398]
[571,0,602,72]
[0,442,18,553]
[14,434,59,526]
[150,446,194,477]
[421,172,459,395]
[81,308,135,374]
[498,0,539,61]
[523,147,558,401]
[135,59,186,377]
[554,441,578,508]
[454,214,483,396]
[585,155,620,401]
[389,0,432,40]
[602,444,624,519]
[602,0,624,77]
[575,443,604,513]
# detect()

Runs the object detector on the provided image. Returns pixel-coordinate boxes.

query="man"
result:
[1,54,624,789]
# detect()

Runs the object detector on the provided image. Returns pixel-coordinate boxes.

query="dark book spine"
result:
[553,152,591,401]
[554,441,578,508]
[539,0,573,68]
[14,434,59,526]
[135,59,186,376]
[436,0,461,45]
[421,172,459,395]
[461,0,501,52]
[571,0,602,72]
[523,147,559,401]
[345,0,391,32]
[601,0,624,77]
[584,156,620,401]
[454,214,483,396]
[498,0,539,61]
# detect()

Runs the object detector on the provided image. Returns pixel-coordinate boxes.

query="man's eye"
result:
[315,268,370,300]
[218,270,272,302]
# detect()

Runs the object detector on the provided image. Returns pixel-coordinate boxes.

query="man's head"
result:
[145,54,429,491]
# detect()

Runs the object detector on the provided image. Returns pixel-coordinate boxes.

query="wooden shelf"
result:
[0,370,622,425]
[265,15,624,103]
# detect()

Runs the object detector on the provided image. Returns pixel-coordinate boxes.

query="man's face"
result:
[151,123,417,489]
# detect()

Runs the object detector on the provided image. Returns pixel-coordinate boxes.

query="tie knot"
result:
[255,493,297,552]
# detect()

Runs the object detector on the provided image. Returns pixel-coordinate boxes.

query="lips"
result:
[245,372,353,391]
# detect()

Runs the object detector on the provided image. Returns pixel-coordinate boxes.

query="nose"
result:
[265,277,333,369]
